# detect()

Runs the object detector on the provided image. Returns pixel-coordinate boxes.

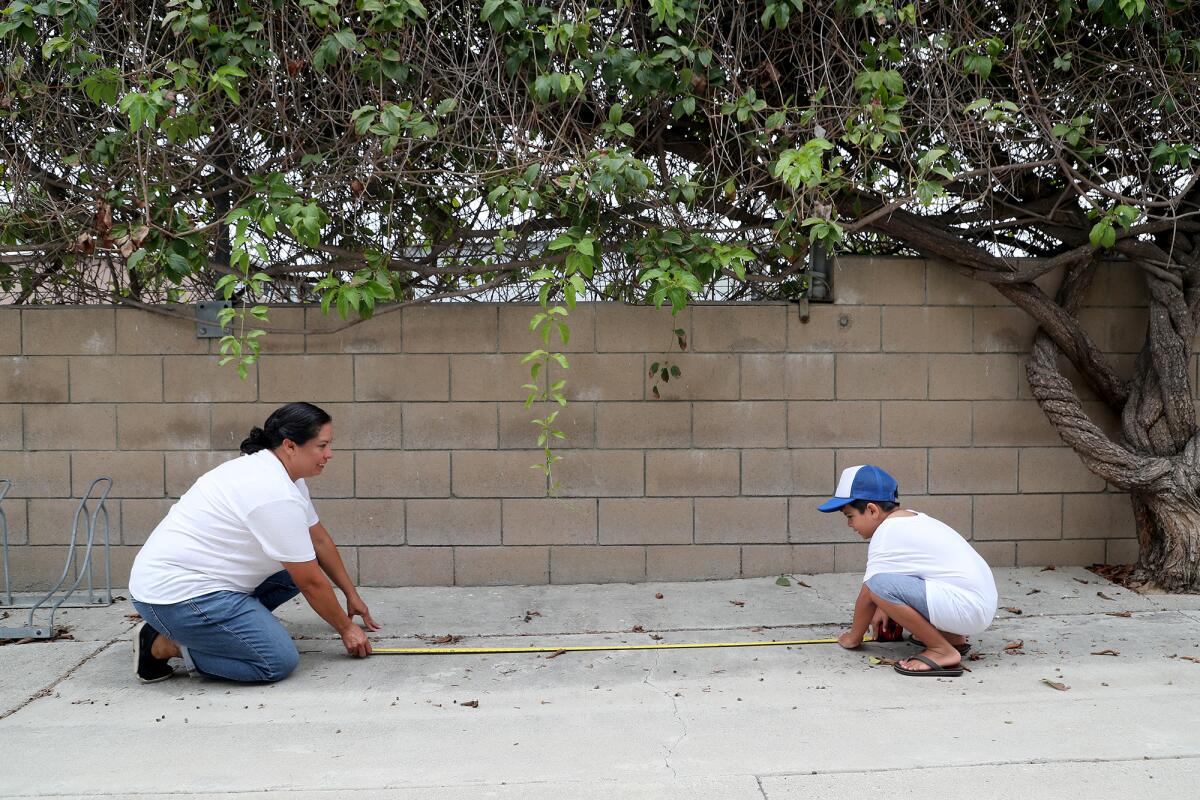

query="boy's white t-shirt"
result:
[130,449,319,604]
[864,511,998,635]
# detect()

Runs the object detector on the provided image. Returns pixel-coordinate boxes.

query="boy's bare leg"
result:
[865,590,961,670]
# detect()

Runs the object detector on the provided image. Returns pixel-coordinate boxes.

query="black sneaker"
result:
[133,622,174,684]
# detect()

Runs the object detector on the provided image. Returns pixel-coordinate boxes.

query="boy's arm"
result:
[839,584,876,648]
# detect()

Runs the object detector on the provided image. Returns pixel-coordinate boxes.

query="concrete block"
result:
[1,357,69,402]
[1078,307,1147,353]
[163,356,258,403]
[259,355,353,402]
[787,401,880,447]
[694,497,788,543]
[69,356,162,402]
[973,494,1062,541]
[832,256,926,305]
[788,305,881,353]
[883,307,972,353]
[250,307,306,354]
[599,498,693,545]
[22,307,114,355]
[973,541,1016,568]
[117,404,210,450]
[788,498,850,544]
[502,498,596,545]
[835,448,928,494]
[595,402,689,449]
[72,451,164,497]
[555,450,644,497]
[498,401,595,449]
[499,304,595,353]
[354,354,449,401]
[556,354,644,401]
[119,499,175,545]
[308,453,354,499]
[692,305,787,352]
[881,401,971,446]
[646,450,737,496]
[929,354,1019,400]
[1105,538,1140,564]
[741,544,836,577]
[1063,492,1136,539]
[646,545,740,581]
[972,401,1062,446]
[406,499,500,545]
[741,449,834,496]
[834,542,869,571]
[0,496,26,545]
[0,309,19,354]
[0,452,71,497]
[116,307,209,355]
[0,405,20,449]
[403,305,497,353]
[451,451,547,497]
[692,402,786,448]
[836,354,927,399]
[451,354,539,402]
[24,404,115,450]
[0,544,137,591]
[929,448,1017,493]
[455,546,549,586]
[27,499,96,545]
[304,308,403,353]
[403,403,497,449]
[550,545,645,584]
[1018,448,1106,492]
[210,403,273,451]
[741,354,835,400]
[644,354,739,400]
[1016,539,1106,567]
[316,403,403,450]
[594,304,690,352]
[1084,261,1148,307]
[973,308,1038,353]
[355,451,450,498]
[902,495,973,537]
[925,260,1005,305]
[164,451,236,496]
[312,499,404,545]
[358,546,454,587]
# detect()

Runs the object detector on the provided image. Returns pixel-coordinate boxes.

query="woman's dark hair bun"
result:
[240,403,331,455]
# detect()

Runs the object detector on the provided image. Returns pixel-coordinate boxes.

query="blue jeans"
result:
[133,571,302,683]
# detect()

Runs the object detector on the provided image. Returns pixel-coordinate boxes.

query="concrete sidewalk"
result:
[2,567,1198,799]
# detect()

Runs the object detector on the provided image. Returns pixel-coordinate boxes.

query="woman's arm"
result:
[282,559,372,657]
[309,522,381,631]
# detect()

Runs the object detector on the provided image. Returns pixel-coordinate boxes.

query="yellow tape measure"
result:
[375,636,850,655]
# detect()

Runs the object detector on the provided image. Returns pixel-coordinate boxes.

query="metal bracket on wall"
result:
[0,477,114,640]
[195,300,231,338]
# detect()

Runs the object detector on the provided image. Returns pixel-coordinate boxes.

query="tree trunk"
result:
[1132,491,1200,592]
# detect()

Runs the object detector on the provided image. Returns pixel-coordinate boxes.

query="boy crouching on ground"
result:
[819,465,998,677]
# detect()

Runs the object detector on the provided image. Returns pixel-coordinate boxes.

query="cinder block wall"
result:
[0,257,1149,588]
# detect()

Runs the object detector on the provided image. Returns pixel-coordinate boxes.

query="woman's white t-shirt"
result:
[130,449,319,604]
[864,512,998,635]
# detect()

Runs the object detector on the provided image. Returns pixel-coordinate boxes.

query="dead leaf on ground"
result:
[1073,577,1090,584]
[868,656,899,666]
[649,633,663,640]
[1097,591,1114,600]
[522,610,541,622]
[425,634,463,645]
[654,593,664,600]
[729,600,745,607]
[968,653,984,661]
[458,700,479,708]
[631,625,645,633]
[1179,655,1200,664]
[124,612,142,620]
[797,581,811,588]
[1105,611,1133,618]
[1041,565,1056,571]
[545,649,567,659]
[1004,606,1023,614]
[1041,679,1069,691]
[1026,588,1042,595]
[1003,640,1024,651]
[1091,649,1120,656]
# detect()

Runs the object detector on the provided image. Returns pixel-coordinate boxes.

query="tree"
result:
[3,1,1200,588]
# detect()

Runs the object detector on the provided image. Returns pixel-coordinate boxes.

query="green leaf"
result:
[775,576,791,587]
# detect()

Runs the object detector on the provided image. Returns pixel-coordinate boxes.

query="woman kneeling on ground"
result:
[129,402,379,683]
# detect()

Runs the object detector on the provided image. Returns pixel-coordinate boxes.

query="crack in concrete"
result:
[640,648,686,780]
[0,623,134,723]
[755,775,770,799]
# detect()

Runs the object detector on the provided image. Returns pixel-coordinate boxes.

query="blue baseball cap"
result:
[817,465,898,512]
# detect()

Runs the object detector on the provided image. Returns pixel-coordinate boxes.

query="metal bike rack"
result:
[1,477,114,639]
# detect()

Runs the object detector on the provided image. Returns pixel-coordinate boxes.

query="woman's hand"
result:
[340,623,373,658]
[345,592,381,631]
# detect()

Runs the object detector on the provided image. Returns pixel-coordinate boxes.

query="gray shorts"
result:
[865,573,930,622]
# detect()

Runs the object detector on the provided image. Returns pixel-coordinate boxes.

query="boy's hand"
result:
[838,630,863,649]
[870,609,891,639]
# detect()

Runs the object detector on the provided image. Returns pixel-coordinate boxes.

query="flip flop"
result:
[894,654,963,677]
[906,633,971,657]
